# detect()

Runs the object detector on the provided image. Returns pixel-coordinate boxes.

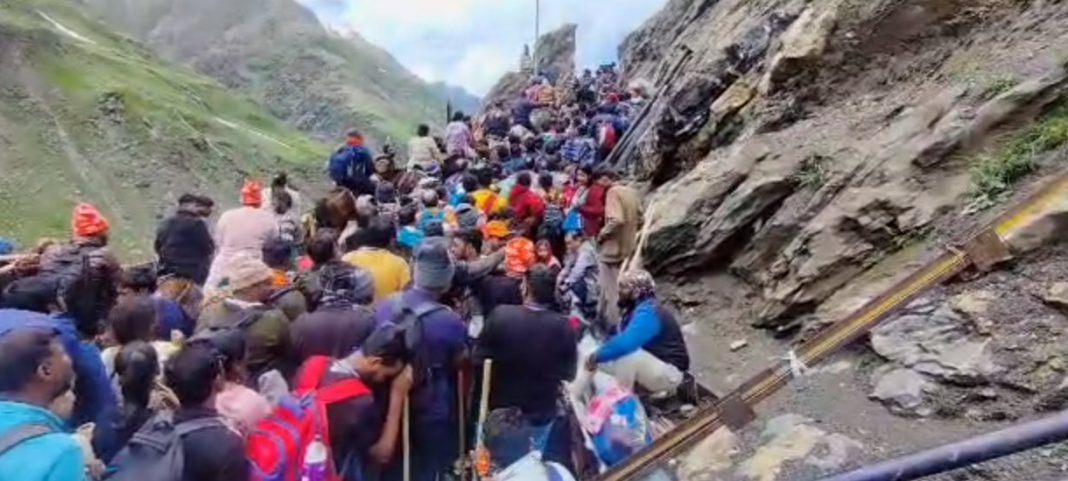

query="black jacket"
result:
[174,406,248,481]
[155,211,214,284]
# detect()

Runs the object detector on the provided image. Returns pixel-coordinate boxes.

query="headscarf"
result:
[504,238,536,277]
[619,269,656,303]
[319,262,375,307]
[482,220,510,240]
[241,180,264,208]
[71,203,110,238]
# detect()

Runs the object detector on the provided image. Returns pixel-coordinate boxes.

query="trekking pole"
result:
[457,370,468,481]
[621,202,657,274]
[403,395,411,481]
[474,359,494,481]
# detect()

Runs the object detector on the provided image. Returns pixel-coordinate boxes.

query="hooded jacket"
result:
[0,401,86,481]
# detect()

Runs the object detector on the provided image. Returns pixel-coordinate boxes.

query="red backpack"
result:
[248,356,371,481]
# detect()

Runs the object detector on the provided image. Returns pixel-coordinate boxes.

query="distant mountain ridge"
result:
[79,0,448,148]
[1,0,327,254]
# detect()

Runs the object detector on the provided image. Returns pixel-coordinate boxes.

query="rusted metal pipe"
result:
[815,410,1068,481]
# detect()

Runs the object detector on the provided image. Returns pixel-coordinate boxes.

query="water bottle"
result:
[301,436,329,481]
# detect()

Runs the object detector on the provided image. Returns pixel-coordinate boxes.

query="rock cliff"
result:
[481,24,576,111]
[624,0,1068,424]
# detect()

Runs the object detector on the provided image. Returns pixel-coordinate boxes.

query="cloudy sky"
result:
[296,0,667,96]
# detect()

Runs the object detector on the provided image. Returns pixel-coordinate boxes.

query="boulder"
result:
[951,290,996,335]
[1039,282,1068,311]
[871,305,998,384]
[677,426,739,480]
[760,0,843,94]
[644,141,766,270]
[870,368,934,417]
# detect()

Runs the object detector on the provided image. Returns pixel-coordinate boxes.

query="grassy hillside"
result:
[81,0,449,146]
[0,0,329,257]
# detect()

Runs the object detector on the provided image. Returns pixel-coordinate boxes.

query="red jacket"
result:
[578,183,607,238]
[510,184,546,235]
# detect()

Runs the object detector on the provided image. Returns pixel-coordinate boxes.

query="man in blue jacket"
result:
[0,272,122,461]
[0,314,85,481]
[329,130,376,197]
[585,269,691,394]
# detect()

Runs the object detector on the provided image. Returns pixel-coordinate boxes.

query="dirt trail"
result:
[214,117,293,150]
[36,11,96,45]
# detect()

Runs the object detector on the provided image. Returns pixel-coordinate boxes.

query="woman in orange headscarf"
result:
[203,180,279,293]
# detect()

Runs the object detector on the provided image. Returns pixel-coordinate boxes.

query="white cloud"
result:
[297,0,667,96]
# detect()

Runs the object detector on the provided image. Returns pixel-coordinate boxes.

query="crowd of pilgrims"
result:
[0,64,696,481]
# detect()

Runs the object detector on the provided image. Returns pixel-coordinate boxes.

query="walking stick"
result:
[457,371,468,481]
[403,395,411,481]
[621,203,657,274]
[474,359,493,481]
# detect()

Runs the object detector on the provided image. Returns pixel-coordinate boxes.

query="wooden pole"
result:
[622,202,657,273]
[403,395,411,481]
[475,359,494,481]
[458,371,468,481]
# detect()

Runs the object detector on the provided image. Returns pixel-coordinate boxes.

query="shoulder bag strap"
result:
[0,424,54,457]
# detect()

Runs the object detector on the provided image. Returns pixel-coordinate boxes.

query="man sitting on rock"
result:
[585,269,695,400]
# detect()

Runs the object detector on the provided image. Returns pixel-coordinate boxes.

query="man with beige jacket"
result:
[595,167,640,325]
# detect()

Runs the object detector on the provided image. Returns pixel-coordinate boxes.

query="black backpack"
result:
[390,296,445,386]
[106,412,224,481]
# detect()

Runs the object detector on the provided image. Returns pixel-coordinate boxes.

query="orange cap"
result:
[71,203,110,238]
[241,180,263,207]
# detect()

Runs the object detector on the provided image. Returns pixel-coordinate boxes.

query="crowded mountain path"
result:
[5,0,1068,480]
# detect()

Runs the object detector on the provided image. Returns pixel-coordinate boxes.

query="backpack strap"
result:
[266,286,297,305]
[316,378,371,406]
[295,356,334,394]
[0,424,54,457]
[174,417,225,437]
[232,305,269,330]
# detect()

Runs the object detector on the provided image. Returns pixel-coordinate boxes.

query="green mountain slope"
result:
[80,0,448,146]
[0,0,328,256]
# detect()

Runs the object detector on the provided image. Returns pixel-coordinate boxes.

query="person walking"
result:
[204,181,277,293]
[408,124,444,172]
[155,194,215,286]
[596,168,640,325]
[474,265,576,466]
[375,238,466,481]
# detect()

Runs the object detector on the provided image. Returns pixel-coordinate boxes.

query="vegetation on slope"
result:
[80,0,450,146]
[0,0,328,257]
[972,103,1068,203]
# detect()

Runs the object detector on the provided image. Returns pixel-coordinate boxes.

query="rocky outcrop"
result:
[480,24,576,112]
[628,0,1068,328]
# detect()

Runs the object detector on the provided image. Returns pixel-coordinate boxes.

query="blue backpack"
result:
[328,147,353,184]
[328,146,373,184]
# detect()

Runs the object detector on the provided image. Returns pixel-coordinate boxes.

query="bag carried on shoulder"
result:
[106,412,223,481]
[247,356,371,481]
